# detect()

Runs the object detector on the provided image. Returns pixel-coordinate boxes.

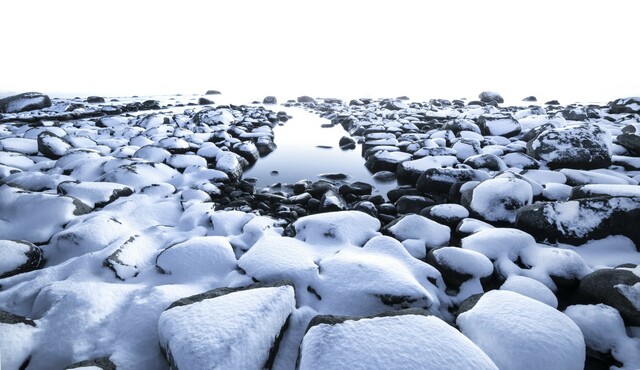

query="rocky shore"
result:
[1,91,639,369]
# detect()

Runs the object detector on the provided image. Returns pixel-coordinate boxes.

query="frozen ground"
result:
[1,91,640,369]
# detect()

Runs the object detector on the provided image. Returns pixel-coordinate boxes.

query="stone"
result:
[526,124,612,170]
[0,92,51,113]
[416,168,490,195]
[198,97,214,105]
[205,90,221,95]
[478,91,504,104]
[609,97,640,114]
[394,195,435,215]
[339,136,356,150]
[522,96,537,102]
[617,133,640,155]
[37,131,72,159]
[477,114,521,137]
[263,96,277,104]
[297,95,316,103]
[86,96,106,103]
[0,239,44,278]
[319,189,348,213]
[577,268,640,326]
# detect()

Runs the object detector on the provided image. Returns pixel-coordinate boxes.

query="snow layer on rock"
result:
[470,177,532,223]
[387,214,450,258]
[158,285,295,370]
[462,228,536,261]
[457,290,585,370]
[156,236,237,282]
[99,162,179,190]
[57,181,132,208]
[432,247,493,278]
[292,211,380,247]
[565,304,640,369]
[0,316,38,370]
[559,236,640,268]
[500,275,558,308]
[299,314,498,370]
[519,245,592,288]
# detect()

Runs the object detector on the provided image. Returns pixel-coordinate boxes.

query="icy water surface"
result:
[243,106,398,196]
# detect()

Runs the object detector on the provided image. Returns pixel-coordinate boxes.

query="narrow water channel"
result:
[243,106,398,197]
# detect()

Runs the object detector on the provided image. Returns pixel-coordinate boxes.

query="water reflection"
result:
[243,106,398,196]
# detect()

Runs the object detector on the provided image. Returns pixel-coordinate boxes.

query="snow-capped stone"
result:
[158,281,295,370]
[299,310,498,370]
[0,92,51,113]
[0,151,35,170]
[99,162,179,190]
[0,309,38,370]
[461,227,536,262]
[564,304,640,369]
[38,131,72,159]
[214,151,247,180]
[291,211,380,247]
[421,203,469,228]
[457,290,585,370]
[501,152,541,170]
[463,153,507,172]
[0,240,43,278]
[0,137,39,155]
[263,96,278,104]
[500,275,558,308]
[577,268,640,326]
[515,196,640,246]
[427,246,493,290]
[365,150,412,173]
[133,145,172,162]
[155,236,237,282]
[396,156,441,184]
[570,184,640,199]
[526,124,612,169]
[443,118,481,134]
[383,214,450,258]
[617,133,640,155]
[477,114,521,137]
[416,168,490,194]
[560,168,631,186]
[165,154,208,170]
[0,184,92,244]
[469,177,533,223]
[452,138,483,161]
[57,181,133,208]
[231,141,260,164]
[319,189,348,213]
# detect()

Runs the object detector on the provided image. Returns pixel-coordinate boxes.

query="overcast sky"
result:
[2,0,638,103]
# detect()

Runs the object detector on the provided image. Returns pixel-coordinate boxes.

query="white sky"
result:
[2,0,639,102]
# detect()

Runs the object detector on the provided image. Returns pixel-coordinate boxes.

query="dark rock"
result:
[577,268,640,326]
[455,293,484,317]
[416,168,490,195]
[395,195,435,215]
[515,196,640,247]
[443,118,481,134]
[0,92,51,113]
[387,186,421,203]
[263,96,277,104]
[526,124,612,170]
[37,131,72,159]
[609,97,640,114]
[319,189,348,213]
[352,201,379,218]
[562,107,587,121]
[308,180,336,198]
[372,171,397,182]
[198,97,214,105]
[421,204,469,229]
[319,173,349,181]
[255,136,277,157]
[205,90,221,95]
[477,113,521,137]
[426,248,473,290]
[545,100,561,105]
[522,96,537,102]
[521,122,557,142]
[338,181,372,197]
[0,308,36,326]
[0,240,44,279]
[66,357,116,369]
[86,96,106,103]
[617,133,640,155]
[231,141,260,164]
[365,150,412,173]
[463,153,507,171]
[478,91,504,104]
[297,95,316,103]
[339,136,356,150]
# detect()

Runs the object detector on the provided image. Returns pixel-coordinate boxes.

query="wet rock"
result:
[394,195,435,215]
[463,154,507,172]
[576,268,640,326]
[319,189,348,213]
[198,97,214,105]
[416,168,490,195]
[339,136,356,150]
[205,90,221,95]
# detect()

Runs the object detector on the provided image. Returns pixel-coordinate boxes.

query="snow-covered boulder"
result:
[158,281,295,370]
[396,156,441,184]
[365,150,412,173]
[468,177,533,224]
[609,97,640,114]
[576,268,640,326]
[383,214,450,258]
[457,290,585,370]
[38,131,72,159]
[0,239,44,278]
[515,196,640,246]
[526,124,612,170]
[291,211,380,247]
[57,180,133,208]
[427,246,493,296]
[452,138,483,161]
[0,309,38,370]
[299,310,498,370]
[155,236,237,282]
[421,203,469,228]
[214,151,247,180]
[0,92,51,113]
[0,184,92,244]
[500,275,558,308]
[463,153,507,172]
[565,304,640,369]
[99,162,179,190]
[477,113,521,137]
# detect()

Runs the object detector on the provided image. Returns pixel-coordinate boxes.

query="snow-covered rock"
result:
[457,290,585,370]
[0,309,38,370]
[468,177,533,223]
[577,268,640,326]
[500,275,558,308]
[477,113,521,137]
[291,211,380,247]
[158,281,295,370]
[0,240,44,278]
[416,168,490,194]
[155,236,237,282]
[0,92,51,113]
[383,214,450,258]
[299,310,498,370]
[57,180,133,208]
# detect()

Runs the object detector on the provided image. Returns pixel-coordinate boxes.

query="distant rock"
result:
[545,99,561,105]
[522,96,537,102]
[205,89,221,95]
[526,124,612,170]
[478,91,504,104]
[0,92,51,113]
[263,96,277,104]
[86,96,105,103]
[297,95,316,103]
[198,97,214,105]
[609,97,640,114]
